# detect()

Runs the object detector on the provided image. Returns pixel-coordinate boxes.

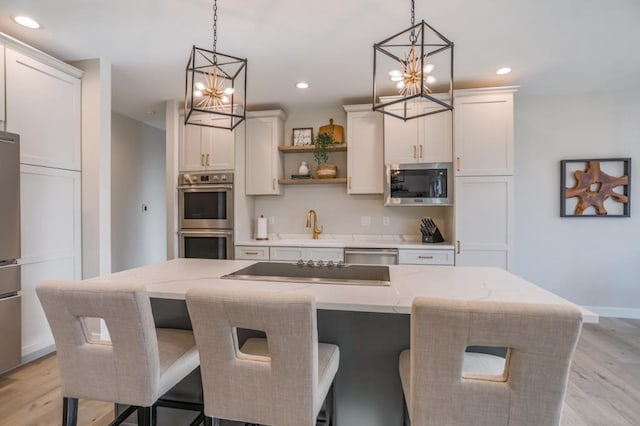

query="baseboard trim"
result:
[21,344,56,365]
[583,306,640,320]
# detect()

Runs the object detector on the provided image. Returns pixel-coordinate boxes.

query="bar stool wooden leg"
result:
[62,397,78,426]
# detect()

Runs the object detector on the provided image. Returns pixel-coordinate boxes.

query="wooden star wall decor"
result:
[561,158,631,217]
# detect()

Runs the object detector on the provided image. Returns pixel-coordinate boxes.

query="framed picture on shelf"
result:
[560,158,631,217]
[292,128,313,146]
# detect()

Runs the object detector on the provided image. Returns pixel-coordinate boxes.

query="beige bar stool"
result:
[36,280,201,426]
[399,297,583,426]
[186,288,340,426]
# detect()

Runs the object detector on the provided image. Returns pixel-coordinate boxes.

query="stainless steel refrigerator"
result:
[0,131,21,374]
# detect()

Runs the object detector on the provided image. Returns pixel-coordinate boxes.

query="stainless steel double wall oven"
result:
[178,172,234,259]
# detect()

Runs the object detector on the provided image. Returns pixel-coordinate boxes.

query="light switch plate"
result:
[361,216,371,226]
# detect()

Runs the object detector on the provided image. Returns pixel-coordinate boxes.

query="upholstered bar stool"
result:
[186,288,340,426]
[36,280,201,426]
[399,297,583,426]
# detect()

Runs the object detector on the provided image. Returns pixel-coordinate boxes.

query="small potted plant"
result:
[313,132,338,178]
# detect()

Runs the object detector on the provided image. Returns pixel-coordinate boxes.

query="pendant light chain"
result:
[212,0,218,62]
[409,0,417,43]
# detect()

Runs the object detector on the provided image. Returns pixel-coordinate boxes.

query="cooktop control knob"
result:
[296,259,305,267]
[317,260,324,267]
[337,261,345,268]
[306,260,315,267]
[327,260,335,267]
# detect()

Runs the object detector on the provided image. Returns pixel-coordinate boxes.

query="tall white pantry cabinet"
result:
[1,35,82,360]
[453,87,516,270]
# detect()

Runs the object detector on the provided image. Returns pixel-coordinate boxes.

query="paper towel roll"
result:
[256,215,268,240]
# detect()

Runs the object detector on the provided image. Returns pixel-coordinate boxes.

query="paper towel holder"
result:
[256,214,268,240]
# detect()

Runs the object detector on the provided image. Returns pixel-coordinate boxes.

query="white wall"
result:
[111,112,167,272]
[514,89,640,315]
[72,58,112,278]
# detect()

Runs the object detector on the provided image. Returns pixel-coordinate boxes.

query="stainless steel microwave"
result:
[384,162,453,206]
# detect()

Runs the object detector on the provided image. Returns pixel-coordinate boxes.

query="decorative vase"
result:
[316,164,337,179]
[298,161,310,176]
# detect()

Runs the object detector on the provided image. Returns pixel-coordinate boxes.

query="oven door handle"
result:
[179,230,233,236]
[178,184,233,190]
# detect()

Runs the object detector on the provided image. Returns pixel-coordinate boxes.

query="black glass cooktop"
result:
[221,262,390,287]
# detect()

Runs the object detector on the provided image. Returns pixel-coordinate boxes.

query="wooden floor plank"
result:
[1,318,639,425]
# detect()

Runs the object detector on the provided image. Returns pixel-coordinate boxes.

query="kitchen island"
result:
[93,259,596,426]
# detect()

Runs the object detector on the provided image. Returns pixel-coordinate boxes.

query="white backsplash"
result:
[252,185,453,242]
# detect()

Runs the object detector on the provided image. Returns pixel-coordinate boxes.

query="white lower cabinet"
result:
[235,246,270,261]
[398,249,454,266]
[269,247,344,263]
[455,176,513,270]
[20,165,81,357]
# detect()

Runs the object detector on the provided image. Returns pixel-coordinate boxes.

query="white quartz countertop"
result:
[236,234,455,250]
[90,259,597,323]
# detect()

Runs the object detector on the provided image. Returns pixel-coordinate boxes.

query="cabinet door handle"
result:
[272,178,276,190]
[206,153,210,166]
[348,176,352,190]
[418,255,433,259]
[245,251,259,255]
[456,240,461,254]
[419,145,423,159]
[413,145,417,159]
[456,157,461,172]
[201,154,205,166]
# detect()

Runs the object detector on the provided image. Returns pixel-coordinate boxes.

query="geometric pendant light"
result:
[185,0,247,130]
[373,0,454,121]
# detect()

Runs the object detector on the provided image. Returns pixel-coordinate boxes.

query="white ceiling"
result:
[1,0,639,129]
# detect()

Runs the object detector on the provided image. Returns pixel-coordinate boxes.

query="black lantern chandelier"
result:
[373,0,454,121]
[185,0,247,130]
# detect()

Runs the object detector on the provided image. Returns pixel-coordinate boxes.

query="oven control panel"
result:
[179,172,233,185]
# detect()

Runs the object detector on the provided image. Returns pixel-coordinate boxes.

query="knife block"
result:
[422,227,444,243]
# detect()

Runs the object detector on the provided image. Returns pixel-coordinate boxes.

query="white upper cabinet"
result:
[245,110,286,195]
[384,103,420,164]
[384,101,452,165]
[421,109,452,163]
[344,105,383,194]
[5,48,81,170]
[454,89,515,176]
[0,43,5,124]
[179,114,235,171]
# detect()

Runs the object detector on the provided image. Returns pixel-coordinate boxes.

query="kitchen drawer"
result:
[235,246,269,260]
[269,247,344,262]
[398,249,454,266]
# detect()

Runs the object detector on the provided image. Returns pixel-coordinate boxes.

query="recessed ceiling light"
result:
[13,15,41,29]
[295,82,309,89]
[496,67,512,75]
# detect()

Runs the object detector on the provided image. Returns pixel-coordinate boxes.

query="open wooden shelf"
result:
[278,145,347,153]
[279,178,347,185]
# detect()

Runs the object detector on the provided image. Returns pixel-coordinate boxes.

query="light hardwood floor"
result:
[1,318,639,425]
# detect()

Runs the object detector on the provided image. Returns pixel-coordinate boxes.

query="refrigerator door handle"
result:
[0,259,18,267]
